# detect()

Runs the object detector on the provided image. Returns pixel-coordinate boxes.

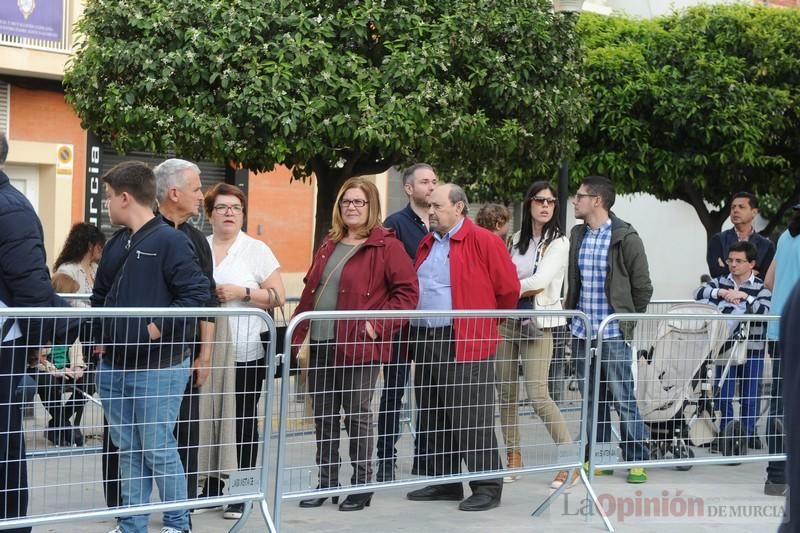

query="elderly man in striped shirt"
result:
[695,240,772,450]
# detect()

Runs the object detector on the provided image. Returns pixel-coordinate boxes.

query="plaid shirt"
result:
[571,219,621,340]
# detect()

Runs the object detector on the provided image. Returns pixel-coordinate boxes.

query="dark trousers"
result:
[235,358,266,471]
[307,343,380,488]
[36,370,89,427]
[102,365,201,507]
[176,379,199,500]
[376,342,410,462]
[767,341,785,483]
[411,327,503,498]
[0,342,31,533]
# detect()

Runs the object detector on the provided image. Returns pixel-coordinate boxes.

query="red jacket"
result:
[414,218,520,362]
[292,226,419,365]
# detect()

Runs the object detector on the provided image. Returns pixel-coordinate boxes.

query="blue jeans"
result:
[97,358,192,533]
[716,350,765,436]
[574,336,650,463]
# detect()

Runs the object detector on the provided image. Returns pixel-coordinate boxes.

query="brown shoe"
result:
[503,451,523,483]
[550,469,580,489]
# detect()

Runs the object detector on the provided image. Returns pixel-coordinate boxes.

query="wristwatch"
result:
[243,287,251,303]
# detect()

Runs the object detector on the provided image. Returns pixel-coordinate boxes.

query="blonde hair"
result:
[329,177,383,241]
[51,272,80,294]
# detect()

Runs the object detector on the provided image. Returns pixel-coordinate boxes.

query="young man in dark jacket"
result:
[91,161,209,533]
[0,132,79,532]
[565,175,653,484]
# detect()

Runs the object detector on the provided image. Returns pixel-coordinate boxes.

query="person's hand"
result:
[365,321,377,340]
[722,289,748,304]
[147,322,161,340]
[192,357,211,387]
[216,283,244,304]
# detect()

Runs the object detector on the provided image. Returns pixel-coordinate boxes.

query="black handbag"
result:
[259,291,297,378]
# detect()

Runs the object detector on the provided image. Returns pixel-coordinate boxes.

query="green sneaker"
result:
[583,462,613,476]
[627,467,647,483]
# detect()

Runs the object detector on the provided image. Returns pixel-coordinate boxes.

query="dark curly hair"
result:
[53,223,106,271]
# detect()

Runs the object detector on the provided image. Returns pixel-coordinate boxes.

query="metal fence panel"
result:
[0,307,277,532]
[273,309,611,530]
[590,312,783,475]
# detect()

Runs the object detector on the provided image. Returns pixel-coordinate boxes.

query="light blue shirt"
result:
[767,230,800,340]
[412,218,465,327]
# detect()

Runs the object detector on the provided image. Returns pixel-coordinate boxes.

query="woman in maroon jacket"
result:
[293,176,419,511]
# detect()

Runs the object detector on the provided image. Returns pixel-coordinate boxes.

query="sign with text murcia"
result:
[0,0,62,42]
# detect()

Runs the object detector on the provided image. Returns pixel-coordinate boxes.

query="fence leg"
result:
[578,468,615,532]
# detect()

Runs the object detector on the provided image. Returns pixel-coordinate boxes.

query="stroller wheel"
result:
[719,421,745,458]
[674,445,694,471]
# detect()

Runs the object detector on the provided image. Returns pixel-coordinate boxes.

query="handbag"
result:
[716,321,750,366]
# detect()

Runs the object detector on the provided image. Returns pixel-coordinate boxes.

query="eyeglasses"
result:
[213,204,244,214]
[531,196,558,206]
[339,199,368,208]
[575,192,599,200]
[725,258,749,265]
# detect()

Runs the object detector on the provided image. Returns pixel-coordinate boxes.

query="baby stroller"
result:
[635,303,730,469]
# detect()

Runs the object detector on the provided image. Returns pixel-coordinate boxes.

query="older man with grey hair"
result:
[406,183,519,511]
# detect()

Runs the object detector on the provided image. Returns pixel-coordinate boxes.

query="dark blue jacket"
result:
[383,204,429,260]
[707,228,775,278]
[0,170,77,347]
[91,216,210,368]
[779,280,800,533]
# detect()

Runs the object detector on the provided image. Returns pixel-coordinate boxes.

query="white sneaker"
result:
[160,528,190,533]
[107,527,122,533]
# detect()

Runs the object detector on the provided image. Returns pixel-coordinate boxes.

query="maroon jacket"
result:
[415,218,520,362]
[292,226,419,364]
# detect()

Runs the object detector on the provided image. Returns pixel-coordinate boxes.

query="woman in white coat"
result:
[495,181,576,489]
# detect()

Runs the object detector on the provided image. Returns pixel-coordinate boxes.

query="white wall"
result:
[567,193,709,300]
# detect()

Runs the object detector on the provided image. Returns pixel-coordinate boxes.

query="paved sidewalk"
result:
[32,459,784,533]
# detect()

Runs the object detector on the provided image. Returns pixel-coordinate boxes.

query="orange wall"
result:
[246,166,315,273]
[9,86,86,222]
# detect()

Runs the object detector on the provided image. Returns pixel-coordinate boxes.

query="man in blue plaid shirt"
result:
[565,176,653,484]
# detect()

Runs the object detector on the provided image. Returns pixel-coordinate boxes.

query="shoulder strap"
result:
[314,243,362,310]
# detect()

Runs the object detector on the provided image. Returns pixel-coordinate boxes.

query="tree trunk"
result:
[312,168,349,250]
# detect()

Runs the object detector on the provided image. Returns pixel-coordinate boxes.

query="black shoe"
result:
[338,492,372,511]
[765,480,787,497]
[458,493,501,512]
[376,460,395,482]
[299,485,340,508]
[748,436,763,450]
[407,484,464,501]
[223,503,244,519]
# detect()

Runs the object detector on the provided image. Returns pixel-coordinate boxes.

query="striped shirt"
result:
[571,219,620,340]
[694,273,772,350]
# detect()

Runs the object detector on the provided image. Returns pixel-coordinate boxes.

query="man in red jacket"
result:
[406,184,519,511]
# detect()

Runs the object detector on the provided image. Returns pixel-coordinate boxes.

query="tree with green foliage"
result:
[575,4,800,239]
[65,0,586,244]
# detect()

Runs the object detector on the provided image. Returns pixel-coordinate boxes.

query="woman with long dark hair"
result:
[495,181,576,488]
[53,222,105,304]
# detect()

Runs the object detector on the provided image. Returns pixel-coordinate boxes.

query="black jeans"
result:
[307,343,380,488]
[235,358,266,471]
[411,327,503,498]
[376,342,410,462]
[0,342,31,533]
[766,341,785,483]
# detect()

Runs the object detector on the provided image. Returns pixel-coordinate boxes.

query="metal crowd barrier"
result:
[589,311,783,478]
[273,309,612,531]
[0,307,278,533]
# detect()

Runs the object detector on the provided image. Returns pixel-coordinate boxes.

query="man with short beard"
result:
[376,163,436,482]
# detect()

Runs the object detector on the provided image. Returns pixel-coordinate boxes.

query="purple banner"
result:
[0,0,63,42]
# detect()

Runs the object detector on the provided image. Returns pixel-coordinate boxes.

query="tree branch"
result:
[350,153,402,177]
